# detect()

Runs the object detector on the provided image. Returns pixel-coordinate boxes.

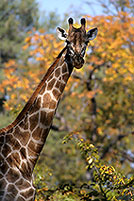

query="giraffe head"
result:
[57,18,98,69]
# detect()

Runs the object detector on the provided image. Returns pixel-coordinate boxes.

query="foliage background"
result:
[0,0,134,200]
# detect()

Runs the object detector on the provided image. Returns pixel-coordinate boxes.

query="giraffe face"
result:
[57,18,98,69]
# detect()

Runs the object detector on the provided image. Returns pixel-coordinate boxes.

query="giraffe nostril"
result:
[76,51,81,56]
[73,53,84,69]
[76,53,81,57]
[75,53,83,61]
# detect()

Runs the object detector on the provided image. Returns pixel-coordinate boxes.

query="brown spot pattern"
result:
[32,126,43,141]
[41,111,54,127]
[4,193,15,200]
[47,74,53,81]
[55,68,60,77]
[21,162,30,178]
[47,78,55,90]
[0,174,3,180]
[55,80,60,88]
[20,147,26,160]
[29,97,41,115]
[20,131,30,146]
[52,89,61,100]
[0,161,9,174]
[59,82,65,92]
[47,112,54,125]
[0,179,7,189]
[7,184,18,194]
[41,128,49,141]
[62,73,69,83]
[19,119,29,130]
[40,111,47,125]
[42,93,51,108]
[11,152,20,166]
[14,128,28,147]
[0,136,5,145]
[28,140,42,154]
[7,169,20,182]
[15,178,31,190]
[2,144,11,157]
[50,100,57,109]
[20,188,34,199]
[39,83,47,95]
[16,196,25,201]
[62,64,67,74]
[29,113,39,131]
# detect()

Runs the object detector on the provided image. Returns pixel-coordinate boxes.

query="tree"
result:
[0,0,39,65]
[85,0,134,16]
[0,0,39,127]
[40,11,61,33]
[33,2,134,199]
[1,1,134,200]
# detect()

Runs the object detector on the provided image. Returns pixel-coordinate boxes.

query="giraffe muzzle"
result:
[73,54,84,69]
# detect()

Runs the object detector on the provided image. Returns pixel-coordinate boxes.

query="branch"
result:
[51,111,71,132]
[86,63,106,91]
[72,72,83,80]
[86,64,105,137]
[51,124,70,132]
[113,178,134,190]
[121,149,134,163]
[101,134,127,159]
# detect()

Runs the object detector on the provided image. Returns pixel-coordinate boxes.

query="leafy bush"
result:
[35,132,134,200]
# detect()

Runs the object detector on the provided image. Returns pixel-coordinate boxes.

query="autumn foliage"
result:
[1,2,134,200]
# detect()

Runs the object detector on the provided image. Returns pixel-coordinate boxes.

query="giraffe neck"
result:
[17,52,73,168]
[0,50,73,200]
[18,53,73,168]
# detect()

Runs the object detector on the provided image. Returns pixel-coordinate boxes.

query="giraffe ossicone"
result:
[0,18,97,201]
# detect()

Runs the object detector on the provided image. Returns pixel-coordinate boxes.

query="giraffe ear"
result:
[86,28,98,41]
[56,27,68,41]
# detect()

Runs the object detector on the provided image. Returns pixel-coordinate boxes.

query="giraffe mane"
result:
[0,46,67,134]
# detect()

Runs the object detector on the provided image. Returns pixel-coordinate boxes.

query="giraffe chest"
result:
[0,132,35,201]
[0,168,35,201]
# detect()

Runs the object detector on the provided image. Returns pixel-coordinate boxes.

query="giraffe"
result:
[0,18,97,201]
